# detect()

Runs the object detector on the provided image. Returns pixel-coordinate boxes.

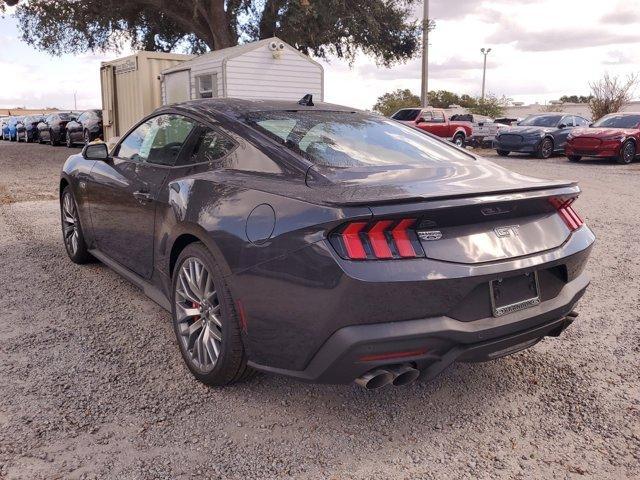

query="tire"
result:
[83,129,91,145]
[567,155,581,162]
[50,129,58,146]
[453,132,465,148]
[172,242,255,386]
[537,137,554,159]
[497,149,510,156]
[616,140,636,165]
[60,186,92,264]
[66,131,74,148]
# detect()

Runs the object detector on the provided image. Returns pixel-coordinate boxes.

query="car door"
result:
[71,113,85,143]
[555,115,575,149]
[423,110,449,137]
[87,113,196,279]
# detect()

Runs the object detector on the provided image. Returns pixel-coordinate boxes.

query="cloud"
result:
[600,4,640,24]
[357,57,498,82]
[485,11,640,51]
[602,50,635,65]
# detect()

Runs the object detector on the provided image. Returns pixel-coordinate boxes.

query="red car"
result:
[565,112,640,164]
[392,108,473,147]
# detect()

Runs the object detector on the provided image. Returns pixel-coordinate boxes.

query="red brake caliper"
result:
[192,301,201,322]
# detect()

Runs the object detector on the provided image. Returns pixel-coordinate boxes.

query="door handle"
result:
[133,191,153,203]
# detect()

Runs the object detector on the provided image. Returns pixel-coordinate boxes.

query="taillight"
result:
[329,219,425,260]
[550,197,584,231]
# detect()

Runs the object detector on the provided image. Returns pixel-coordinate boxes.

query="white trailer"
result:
[161,37,324,105]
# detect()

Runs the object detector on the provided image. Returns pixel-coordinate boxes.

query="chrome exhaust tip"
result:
[387,363,420,386]
[354,369,394,389]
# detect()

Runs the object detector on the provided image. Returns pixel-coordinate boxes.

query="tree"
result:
[467,94,510,118]
[373,89,420,116]
[589,73,639,120]
[559,95,593,104]
[4,0,422,65]
[426,90,461,108]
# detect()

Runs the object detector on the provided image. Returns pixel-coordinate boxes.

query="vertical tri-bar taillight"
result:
[329,219,425,260]
[550,197,584,231]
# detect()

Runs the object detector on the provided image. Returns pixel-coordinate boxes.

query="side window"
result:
[561,116,574,127]
[77,113,87,123]
[189,128,236,165]
[116,119,153,161]
[575,117,589,127]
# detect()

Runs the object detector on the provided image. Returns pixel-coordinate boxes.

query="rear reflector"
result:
[550,197,584,231]
[330,218,425,260]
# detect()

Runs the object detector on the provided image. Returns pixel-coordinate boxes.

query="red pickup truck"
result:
[391,108,473,147]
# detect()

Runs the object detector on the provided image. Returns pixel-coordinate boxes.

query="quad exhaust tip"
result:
[355,363,420,389]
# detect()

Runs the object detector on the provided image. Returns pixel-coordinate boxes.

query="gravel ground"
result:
[0,142,638,479]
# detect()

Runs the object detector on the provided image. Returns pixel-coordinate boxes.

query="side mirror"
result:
[82,142,109,161]
[416,117,426,124]
[589,123,594,127]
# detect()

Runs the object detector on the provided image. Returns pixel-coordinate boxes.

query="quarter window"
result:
[190,128,236,165]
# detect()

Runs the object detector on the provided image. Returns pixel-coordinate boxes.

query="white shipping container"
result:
[161,37,323,105]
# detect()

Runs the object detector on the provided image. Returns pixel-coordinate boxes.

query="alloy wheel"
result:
[541,139,553,158]
[175,258,223,372]
[61,192,80,255]
[84,130,90,145]
[66,132,72,147]
[622,141,635,164]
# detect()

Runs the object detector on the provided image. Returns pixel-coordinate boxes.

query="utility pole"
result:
[73,91,77,110]
[480,48,492,100]
[421,0,429,107]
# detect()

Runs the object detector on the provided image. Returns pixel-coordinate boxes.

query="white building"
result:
[161,37,324,105]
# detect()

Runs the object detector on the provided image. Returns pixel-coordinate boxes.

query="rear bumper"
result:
[248,271,589,384]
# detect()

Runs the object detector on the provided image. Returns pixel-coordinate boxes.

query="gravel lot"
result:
[0,141,638,479]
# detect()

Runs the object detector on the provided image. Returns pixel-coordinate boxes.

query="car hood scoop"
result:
[305,158,573,205]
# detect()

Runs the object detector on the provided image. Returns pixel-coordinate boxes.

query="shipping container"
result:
[100,51,193,141]
[160,37,323,105]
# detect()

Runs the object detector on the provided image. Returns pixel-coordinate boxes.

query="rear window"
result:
[593,114,640,129]
[247,111,473,168]
[391,109,421,121]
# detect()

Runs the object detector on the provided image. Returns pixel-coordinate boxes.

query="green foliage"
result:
[373,89,420,116]
[5,0,422,66]
[466,94,511,118]
[559,95,593,104]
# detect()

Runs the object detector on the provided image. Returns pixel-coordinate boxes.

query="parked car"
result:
[451,114,505,148]
[391,108,473,147]
[493,113,590,159]
[565,112,640,165]
[4,116,22,141]
[0,116,12,140]
[59,98,594,389]
[17,115,45,143]
[65,109,103,147]
[37,112,75,146]
[494,117,520,126]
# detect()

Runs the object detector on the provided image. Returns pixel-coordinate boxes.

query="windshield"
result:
[593,114,640,129]
[519,115,562,127]
[391,109,421,121]
[247,111,474,168]
[58,113,71,120]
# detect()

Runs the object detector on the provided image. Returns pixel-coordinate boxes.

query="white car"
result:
[451,114,505,147]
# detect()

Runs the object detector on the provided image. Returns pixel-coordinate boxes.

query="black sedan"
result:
[17,115,45,143]
[37,112,75,146]
[494,113,590,159]
[59,98,595,389]
[65,109,103,147]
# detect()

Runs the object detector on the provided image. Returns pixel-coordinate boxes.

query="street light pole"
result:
[421,0,429,107]
[480,47,491,100]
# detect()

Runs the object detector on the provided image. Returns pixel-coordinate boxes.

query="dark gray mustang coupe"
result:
[59,98,595,389]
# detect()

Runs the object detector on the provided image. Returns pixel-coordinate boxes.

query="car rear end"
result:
[236,107,594,388]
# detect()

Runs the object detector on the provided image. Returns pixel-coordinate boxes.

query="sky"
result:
[1,0,639,110]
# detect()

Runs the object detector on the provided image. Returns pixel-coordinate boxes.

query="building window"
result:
[196,74,217,99]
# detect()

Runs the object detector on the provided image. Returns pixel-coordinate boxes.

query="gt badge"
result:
[494,225,519,238]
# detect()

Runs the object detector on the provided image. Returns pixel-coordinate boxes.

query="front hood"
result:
[571,127,635,139]
[305,155,574,205]
[500,126,555,136]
